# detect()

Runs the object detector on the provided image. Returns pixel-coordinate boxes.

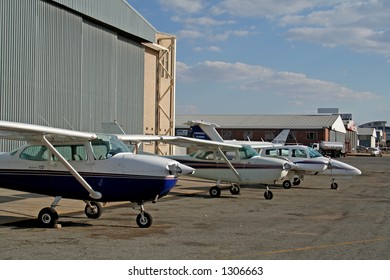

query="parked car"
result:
[369,147,382,157]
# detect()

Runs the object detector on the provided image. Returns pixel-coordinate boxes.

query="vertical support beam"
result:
[155,34,176,155]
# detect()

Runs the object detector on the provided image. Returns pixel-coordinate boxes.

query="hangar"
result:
[0,0,175,153]
[175,114,359,153]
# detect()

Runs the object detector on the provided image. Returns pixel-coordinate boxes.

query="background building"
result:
[358,121,388,147]
[175,114,358,153]
[0,0,175,153]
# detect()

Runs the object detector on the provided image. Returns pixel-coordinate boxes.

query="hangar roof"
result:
[357,127,377,137]
[51,0,156,42]
[176,114,346,133]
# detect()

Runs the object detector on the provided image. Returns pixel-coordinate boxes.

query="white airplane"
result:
[258,145,361,189]
[119,134,296,200]
[0,120,194,228]
[187,120,290,148]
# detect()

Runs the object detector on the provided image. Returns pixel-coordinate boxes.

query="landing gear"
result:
[37,196,61,228]
[230,183,240,195]
[135,203,153,228]
[264,186,273,200]
[209,186,222,198]
[282,180,292,189]
[293,177,301,186]
[330,179,338,190]
[85,201,103,219]
[38,207,59,228]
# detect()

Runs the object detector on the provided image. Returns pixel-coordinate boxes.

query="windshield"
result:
[240,145,258,159]
[91,134,130,159]
[307,147,323,158]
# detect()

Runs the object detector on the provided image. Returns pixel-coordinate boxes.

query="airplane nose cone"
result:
[353,168,362,176]
[178,163,195,175]
[168,163,195,176]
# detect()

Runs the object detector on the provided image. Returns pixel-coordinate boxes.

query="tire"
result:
[136,212,153,228]
[209,186,221,198]
[38,207,59,228]
[282,180,292,189]
[85,201,103,219]
[264,190,273,200]
[293,178,301,186]
[331,182,338,190]
[230,184,240,195]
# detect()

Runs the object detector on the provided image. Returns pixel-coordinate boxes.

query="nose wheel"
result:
[136,203,153,228]
[330,179,339,189]
[264,186,273,200]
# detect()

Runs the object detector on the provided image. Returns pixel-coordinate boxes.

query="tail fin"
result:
[185,120,225,142]
[272,129,290,145]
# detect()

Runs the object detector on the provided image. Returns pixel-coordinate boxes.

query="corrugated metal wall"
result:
[0,0,147,151]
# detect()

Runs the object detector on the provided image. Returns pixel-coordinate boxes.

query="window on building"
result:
[307,132,317,140]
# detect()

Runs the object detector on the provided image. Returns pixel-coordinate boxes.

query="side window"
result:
[292,149,307,158]
[195,151,215,160]
[53,145,88,161]
[19,146,49,161]
[265,149,277,156]
[279,149,290,156]
[91,142,109,160]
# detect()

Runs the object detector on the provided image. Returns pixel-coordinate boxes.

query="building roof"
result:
[51,0,156,42]
[176,114,346,133]
[357,127,377,137]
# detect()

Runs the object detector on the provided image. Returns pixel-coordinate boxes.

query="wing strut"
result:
[42,136,102,200]
[217,147,242,180]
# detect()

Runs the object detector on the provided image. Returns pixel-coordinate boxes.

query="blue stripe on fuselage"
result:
[0,169,177,202]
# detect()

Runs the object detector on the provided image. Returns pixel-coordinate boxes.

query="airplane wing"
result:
[0,120,100,199]
[0,120,97,142]
[118,135,242,151]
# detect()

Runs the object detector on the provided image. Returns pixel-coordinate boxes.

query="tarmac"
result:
[0,155,389,260]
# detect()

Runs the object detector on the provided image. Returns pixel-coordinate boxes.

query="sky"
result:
[128,0,390,125]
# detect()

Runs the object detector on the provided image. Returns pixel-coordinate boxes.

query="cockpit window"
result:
[91,134,130,159]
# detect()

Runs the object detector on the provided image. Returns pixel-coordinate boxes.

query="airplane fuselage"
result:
[164,154,291,185]
[0,138,188,203]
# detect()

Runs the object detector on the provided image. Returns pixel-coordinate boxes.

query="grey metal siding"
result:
[0,0,146,150]
[51,0,156,42]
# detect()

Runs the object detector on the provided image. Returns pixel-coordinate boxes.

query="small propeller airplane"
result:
[119,134,297,200]
[0,120,194,228]
[183,120,361,190]
[258,145,361,189]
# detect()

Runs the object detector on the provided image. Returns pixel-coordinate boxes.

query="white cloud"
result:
[158,0,204,14]
[193,46,222,52]
[215,0,332,18]
[177,61,381,102]
[281,1,390,56]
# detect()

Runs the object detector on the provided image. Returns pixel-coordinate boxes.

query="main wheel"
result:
[209,186,221,198]
[331,182,339,190]
[230,184,240,195]
[264,190,273,200]
[136,212,153,228]
[282,180,292,189]
[38,207,59,228]
[293,178,301,186]
[85,201,103,219]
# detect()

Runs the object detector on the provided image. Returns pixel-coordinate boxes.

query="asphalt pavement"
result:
[0,155,389,260]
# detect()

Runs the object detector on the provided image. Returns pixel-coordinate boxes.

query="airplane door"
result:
[49,144,93,176]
